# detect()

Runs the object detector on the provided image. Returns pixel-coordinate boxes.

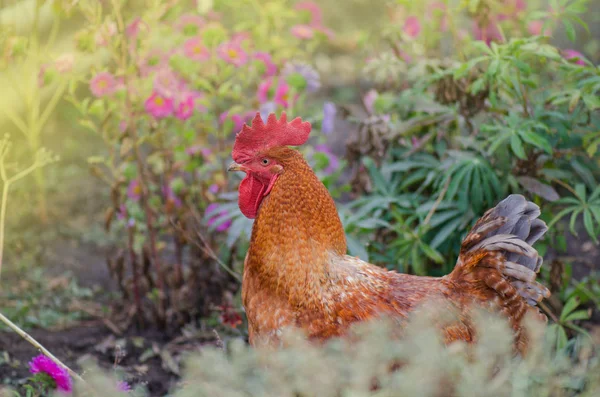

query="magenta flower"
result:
[29,354,72,393]
[127,180,141,201]
[206,203,232,232]
[403,16,421,38]
[209,184,219,194]
[291,24,314,39]
[253,52,277,77]
[563,49,586,66]
[183,37,210,61]
[274,81,291,108]
[220,111,253,133]
[217,42,248,67]
[162,184,182,210]
[473,20,503,45]
[89,72,117,97]
[295,1,323,26]
[126,18,147,38]
[175,95,195,121]
[257,78,274,103]
[145,92,174,119]
[176,14,204,35]
[117,381,131,392]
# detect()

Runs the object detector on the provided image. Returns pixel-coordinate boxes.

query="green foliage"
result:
[42,308,600,397]
[0,269,94,330]
[340,0,600,278]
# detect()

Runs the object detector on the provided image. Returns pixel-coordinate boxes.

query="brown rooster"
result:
[228,112,550,353]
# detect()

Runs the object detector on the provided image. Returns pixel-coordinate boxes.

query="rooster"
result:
[228,112,550,353]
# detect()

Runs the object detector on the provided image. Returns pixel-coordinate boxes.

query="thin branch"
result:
[424,176,451,226]
[0,312,86,384]
[168,217,242,283]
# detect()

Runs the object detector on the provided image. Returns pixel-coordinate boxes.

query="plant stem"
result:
[0,312,85,384]
[0,181,9,280]
[111,0,166,325]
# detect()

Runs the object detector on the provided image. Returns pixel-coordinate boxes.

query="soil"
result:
[0,320,224,396]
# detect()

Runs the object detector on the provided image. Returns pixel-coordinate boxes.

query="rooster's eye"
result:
[261,158,270,166]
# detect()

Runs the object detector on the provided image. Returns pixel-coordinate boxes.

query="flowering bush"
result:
[65,0,338,327]
[334,0,600,289]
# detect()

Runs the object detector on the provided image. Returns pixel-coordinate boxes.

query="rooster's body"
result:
[229,113,550,353]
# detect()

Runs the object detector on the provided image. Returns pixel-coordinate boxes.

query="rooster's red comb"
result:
[232,112,311,162]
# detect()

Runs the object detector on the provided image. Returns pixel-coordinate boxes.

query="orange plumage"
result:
[229,113,550,353]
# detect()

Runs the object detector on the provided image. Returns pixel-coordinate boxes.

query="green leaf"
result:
[518,130,552,154]
[563,19,576,42]
[583,210,598,243]
[560,297,581,321]
[564,309,591,322]
[510,133,526,159]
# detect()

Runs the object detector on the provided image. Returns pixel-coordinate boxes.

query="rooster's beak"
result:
[227,162,247,172]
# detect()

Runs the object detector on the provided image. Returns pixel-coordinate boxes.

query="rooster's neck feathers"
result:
[245,149,346,305]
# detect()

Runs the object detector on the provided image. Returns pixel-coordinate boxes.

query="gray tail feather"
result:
[485,194,548,272]
[461,194,551,306]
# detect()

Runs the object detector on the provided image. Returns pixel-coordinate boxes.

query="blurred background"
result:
[0,0,599,395]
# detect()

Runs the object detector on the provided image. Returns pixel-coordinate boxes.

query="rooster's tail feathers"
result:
[452,194,550,313]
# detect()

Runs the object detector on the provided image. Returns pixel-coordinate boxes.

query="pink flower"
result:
[127,180,141,201]
[95,21,117,47]
[176,14,204,35]
[186,145,212,157]
[144,92,174,118]
[428,2,448,32]
[188,90,208,113]
[473,20,503,45]
[209,184,219,194]
[403,16,421,38]
[126,18,148,38]
[527,20,551,36]
[54,53,74,73]
[563,49,586,66]
[217,42,248,67]
[153,68,185,99]
[231,31,251,45]
[257,78,273,103]
[162,184,182,210]
[89,72,117,97]
[290,24,314,39]
[253,52,277,77]
[29,354,72,393]
[363,89,378,114]
[274,81,291,108]
[139,49,170,77]
[206,203,232,232]
[183,37,210,61]
[175,95,195,120]
[220,111,253,133]
[295,1,323,26]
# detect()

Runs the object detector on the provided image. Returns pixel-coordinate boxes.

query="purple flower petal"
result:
[29,354,72,393]
[322,102,336,134]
